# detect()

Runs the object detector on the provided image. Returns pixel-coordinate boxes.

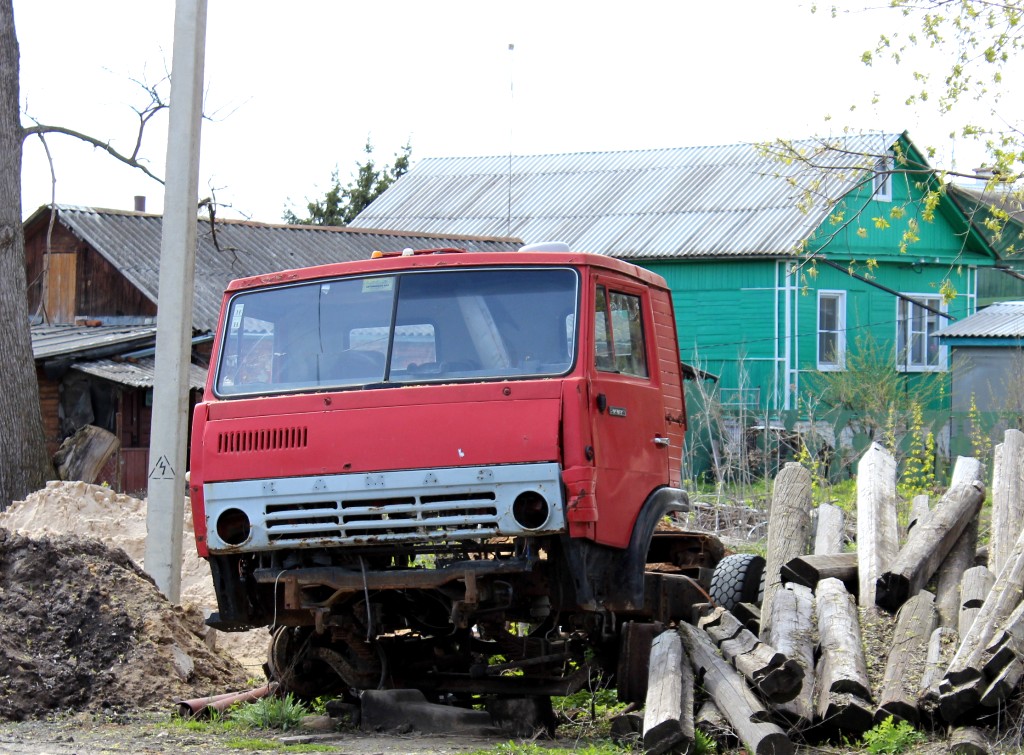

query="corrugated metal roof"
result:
[31,324,157,360]
[29,206,522,332]
[936,300,1024,339]
[72,356,206,390]
[352,134,904,259]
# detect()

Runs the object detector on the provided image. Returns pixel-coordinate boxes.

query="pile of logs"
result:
[634,429,1024,755]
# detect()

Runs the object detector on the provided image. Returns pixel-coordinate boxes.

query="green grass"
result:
[224,738,334,752]
[463,742,636,755]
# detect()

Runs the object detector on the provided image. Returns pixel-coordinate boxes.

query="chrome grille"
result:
[265,492,499,543]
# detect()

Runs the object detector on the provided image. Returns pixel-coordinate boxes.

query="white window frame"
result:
[816,290,846,371]
[874,153,893,202]
[896,295,947,372]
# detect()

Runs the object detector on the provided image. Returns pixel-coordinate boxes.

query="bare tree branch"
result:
[21,123,164,183]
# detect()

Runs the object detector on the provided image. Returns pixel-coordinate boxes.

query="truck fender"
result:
[558,486,688,612]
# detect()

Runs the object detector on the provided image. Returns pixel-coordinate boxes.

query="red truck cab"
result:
[189,246,709,698]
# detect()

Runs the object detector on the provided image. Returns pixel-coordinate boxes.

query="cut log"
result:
[766,583,816,724]
[919,626,958,706]
[856,443,899,608]
[814,502,845,555]
[978,658,1022,708]
[643,630,693,755]
[697,607,804,703]
[958,565,994,639]
[816,578,871,699]
[733,602,761,635]
[940,505,1024,721]
[936,518,979,629]
[780,553,857,594]
[52,424,121,484]
[875,456,985,611]
[875,590,938,725]
[760,463,812,639]
[989,429,1024,578]
[948,726,992,754]
[678,622,794,755]
[907,494,930,533]
[695,699,738,750]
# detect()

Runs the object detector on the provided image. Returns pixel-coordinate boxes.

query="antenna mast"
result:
[507,42,514,238]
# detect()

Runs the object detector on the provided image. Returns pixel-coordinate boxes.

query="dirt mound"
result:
[0,529,247,721]
[0,481,270,671]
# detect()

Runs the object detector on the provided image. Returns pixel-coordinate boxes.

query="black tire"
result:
[710,553,765,611]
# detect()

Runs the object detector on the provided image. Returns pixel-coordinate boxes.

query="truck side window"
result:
[595,286,648,378]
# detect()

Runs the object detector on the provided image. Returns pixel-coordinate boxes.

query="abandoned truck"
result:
[189,244,725,701]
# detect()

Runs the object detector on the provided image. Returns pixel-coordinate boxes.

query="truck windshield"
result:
[214,267,579,397]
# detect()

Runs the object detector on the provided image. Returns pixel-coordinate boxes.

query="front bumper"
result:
[203,462,566,553]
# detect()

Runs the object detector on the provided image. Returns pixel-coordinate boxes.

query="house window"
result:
[595,286,648,378]
[897,296,945,371]
[817,291,846,370]
[874,153,893,202]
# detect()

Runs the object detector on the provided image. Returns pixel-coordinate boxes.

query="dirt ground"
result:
[0,713,515,755]
[0,482,530,754]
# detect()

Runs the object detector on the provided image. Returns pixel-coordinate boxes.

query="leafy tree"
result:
[803,332,946,438]
[764,1,1024,285]
[284,139,411,226]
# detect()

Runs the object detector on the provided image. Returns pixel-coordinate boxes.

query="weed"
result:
[227,693,309,732]
[308,695,330,716]
[861,715,924,754]
[694,728,718,754]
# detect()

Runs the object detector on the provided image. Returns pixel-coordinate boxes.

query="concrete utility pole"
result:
[144,0,208,603]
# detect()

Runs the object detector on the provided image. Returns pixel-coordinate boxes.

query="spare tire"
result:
[710,553,765,611]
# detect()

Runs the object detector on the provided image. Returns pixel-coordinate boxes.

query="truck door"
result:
[589,279,670,548]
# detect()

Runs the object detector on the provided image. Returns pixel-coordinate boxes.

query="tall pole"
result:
[144,0,207,603]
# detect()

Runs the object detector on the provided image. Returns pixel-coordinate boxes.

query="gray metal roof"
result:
[31,324,158,360]
[351,134,904,259]
[936,300,1024,339]
[29,206,521,332]
[71,356,207,391]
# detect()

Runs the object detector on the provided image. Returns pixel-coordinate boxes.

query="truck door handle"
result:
[653,436,670,448]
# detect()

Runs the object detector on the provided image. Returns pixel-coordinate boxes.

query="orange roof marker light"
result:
[370,247,469,259]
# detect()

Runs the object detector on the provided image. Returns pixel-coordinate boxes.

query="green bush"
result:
[861,716,924,754]
[227,693,309,732]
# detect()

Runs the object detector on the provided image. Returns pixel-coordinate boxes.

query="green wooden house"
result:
[352,132,1001,472]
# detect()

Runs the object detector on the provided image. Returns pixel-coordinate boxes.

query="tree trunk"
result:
[940,520,1024,720]
[857,443,899,608]
[0,2,53,511]
[990,430,1024,578]
[875,458,985,611]
[875,590,937,725]
[643,630,694,755]
[678,622,794,755]
[760,462,812,638]
[919,626,958,707]
[816,578,872,701]
[959,566,994,639]
[781,552,858,594]
[767,582,816,724]
[698,606,804,703]
[814,502,845,555]
[936,518,979,629]
[53,424,120,484]
[907,494,930,533]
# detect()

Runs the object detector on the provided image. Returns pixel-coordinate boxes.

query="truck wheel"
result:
[710,553,765,611]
